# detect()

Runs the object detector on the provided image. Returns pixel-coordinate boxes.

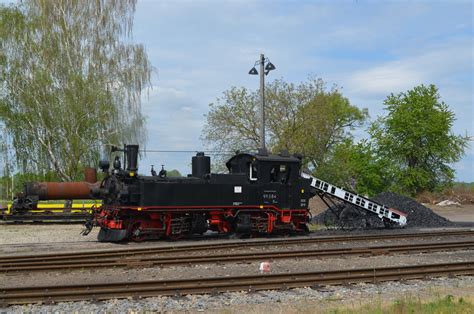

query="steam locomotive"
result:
[83,144,314,241]
[13,144,407,242]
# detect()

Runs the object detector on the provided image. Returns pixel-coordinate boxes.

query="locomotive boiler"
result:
[88,144,314,241]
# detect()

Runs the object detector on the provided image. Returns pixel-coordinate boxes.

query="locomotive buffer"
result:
[302,173,407,226]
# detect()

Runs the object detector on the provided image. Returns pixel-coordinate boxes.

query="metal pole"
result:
[259,53,265,151]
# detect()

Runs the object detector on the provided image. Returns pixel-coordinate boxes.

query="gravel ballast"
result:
[313,191,455,229]
[3,276,473,313]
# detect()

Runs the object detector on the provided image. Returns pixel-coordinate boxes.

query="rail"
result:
[1,229,472,265]
[1,261,472,305]
[0,240,472,272]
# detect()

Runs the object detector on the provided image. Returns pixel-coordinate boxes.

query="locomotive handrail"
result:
[301,173,407,226]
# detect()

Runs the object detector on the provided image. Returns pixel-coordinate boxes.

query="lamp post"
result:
[249,54,276,152]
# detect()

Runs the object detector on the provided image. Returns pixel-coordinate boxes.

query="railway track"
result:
[1,229,472,266]
[0,239,473,272]
[1,261,472,306]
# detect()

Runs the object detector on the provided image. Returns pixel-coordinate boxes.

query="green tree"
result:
[1,171,60,197]
[202,77,368,175]
[315,139,396,196]
[0,0,152,181]
[369,84,468,196]
[167,169,182,177]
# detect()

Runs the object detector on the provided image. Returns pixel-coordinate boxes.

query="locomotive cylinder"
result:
[192,152,210,178]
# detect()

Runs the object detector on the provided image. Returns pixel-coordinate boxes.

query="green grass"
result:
[330,295,473,314]
[308,223,327,232]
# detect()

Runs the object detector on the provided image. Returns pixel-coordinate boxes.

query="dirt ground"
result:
[429,204,474,222]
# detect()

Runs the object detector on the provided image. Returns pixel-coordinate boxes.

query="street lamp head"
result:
[248,67,258,75]
[264,62,276,72]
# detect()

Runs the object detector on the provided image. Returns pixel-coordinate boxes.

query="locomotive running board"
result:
[301,173,407,226]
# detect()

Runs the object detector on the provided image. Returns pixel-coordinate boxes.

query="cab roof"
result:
[226,151,301,172]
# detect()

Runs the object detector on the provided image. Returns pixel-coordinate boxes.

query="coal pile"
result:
[312,192,454,229]
[372,192,454,228]
[313,203,386,229]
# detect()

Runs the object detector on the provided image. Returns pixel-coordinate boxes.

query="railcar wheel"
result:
[129,222,145,242]
[168,233,184,241]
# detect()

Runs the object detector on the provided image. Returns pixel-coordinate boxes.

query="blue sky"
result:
[1,0,471,181]
[132,0,473,181]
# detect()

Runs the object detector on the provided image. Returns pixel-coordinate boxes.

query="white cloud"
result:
[345,39,472,96]
[132,0,473,180]
[348,65,423,95]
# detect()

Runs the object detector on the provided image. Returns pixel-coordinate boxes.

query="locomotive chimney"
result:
[126,144,139,172]
[192,152,210,178]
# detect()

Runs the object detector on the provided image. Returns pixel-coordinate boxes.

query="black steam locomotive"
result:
[88,144,314,241]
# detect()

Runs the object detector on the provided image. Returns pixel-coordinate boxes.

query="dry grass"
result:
[417,184,474,205]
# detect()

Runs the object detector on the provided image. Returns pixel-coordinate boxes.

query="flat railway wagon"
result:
[1,202,98,222]
[4,169,101,223]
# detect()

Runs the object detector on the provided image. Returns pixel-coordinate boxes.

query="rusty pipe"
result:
[84,167,97,184]
[23,168,99,200]
[24,181,99,200]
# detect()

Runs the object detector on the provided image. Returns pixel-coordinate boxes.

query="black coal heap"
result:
[313,191,454,229]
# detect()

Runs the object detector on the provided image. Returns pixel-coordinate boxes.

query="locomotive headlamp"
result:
[113,156,121,170]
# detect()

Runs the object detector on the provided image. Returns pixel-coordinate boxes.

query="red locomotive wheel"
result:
[129,222,145,242]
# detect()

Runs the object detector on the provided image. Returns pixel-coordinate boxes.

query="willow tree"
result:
[0,0,151,181]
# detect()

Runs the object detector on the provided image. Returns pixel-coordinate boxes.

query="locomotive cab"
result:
[226,150,302,185]
[225,150,309,211]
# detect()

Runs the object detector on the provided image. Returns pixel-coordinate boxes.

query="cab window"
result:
[249,163,258,181]
[270,164,290,183]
